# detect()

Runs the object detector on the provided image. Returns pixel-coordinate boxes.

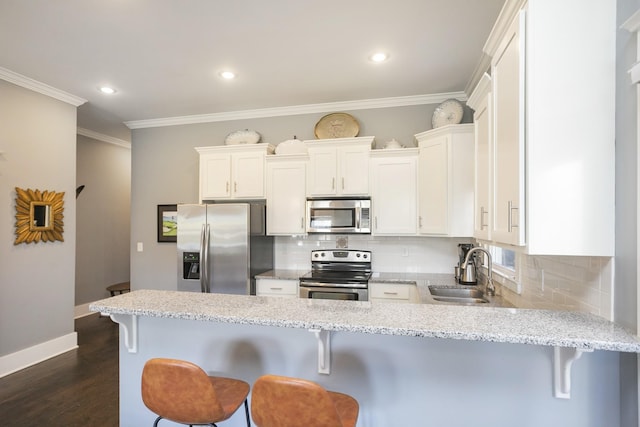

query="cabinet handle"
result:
[383,292,399,296]
[480,207,488,230]
[301,217,304,230]
[508,201,519,232]
[226,181,230,193]
[332,178,335,190]
[234,182,237,193]
[342,177,345,190]
[375,217,378,230]
[270,287,283,291]
[419,216,422,228]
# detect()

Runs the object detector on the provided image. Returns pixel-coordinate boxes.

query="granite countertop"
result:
[90,289,640,353]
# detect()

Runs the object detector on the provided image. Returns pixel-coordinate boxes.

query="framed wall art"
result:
[157,204,177,242]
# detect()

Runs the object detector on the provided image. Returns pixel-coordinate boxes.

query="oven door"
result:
[299,284,368,301]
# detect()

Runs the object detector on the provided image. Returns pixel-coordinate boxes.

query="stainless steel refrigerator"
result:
[177,201,274,295]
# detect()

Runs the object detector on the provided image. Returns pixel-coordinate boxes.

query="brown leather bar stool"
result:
[141,358,251,427]
[250,374,358,427]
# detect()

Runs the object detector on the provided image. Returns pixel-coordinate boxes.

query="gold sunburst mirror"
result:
[14,187,65,244]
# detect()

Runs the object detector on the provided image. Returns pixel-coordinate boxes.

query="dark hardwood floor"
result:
[0,313,120,426]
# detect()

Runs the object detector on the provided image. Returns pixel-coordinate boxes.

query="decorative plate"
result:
[314,113,360,139]
[225,129,262,145]
[276,136,307,155]
[431,99,464,129]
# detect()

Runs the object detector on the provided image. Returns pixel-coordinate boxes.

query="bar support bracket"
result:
[109,313,138,353]
[553,346,593,399]
[309,328,331,375]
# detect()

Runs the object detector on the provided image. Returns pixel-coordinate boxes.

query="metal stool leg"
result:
[244,398,251,426]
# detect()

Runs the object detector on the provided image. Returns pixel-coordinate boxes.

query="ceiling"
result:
[0,0,505,142]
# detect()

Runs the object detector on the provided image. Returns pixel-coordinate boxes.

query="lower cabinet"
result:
[255,279,299,298]
[369,282,419,303]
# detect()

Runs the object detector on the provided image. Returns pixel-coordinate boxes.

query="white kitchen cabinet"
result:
[415,124,474,237]
[369,149,418,235]
[369,282,419,304]
[304,137,374,197]
[195,144,275,200]
[255,278,298,298]
[265,154,308,235]
[490,10,525,246]
[467,74,492,241]
[479,0,615,256]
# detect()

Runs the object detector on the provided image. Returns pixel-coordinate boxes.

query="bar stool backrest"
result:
[251,374,347,427]
[141,358,225,424]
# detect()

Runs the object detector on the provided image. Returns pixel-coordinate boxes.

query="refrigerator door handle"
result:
[203,224,211,292]
[199,224,206,292]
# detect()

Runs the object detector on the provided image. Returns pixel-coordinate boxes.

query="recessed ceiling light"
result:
[370,52,389,63]
[220,71,236,80]
[99,86,116,94]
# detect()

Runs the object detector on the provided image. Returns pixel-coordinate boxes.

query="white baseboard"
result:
[74,302,94,319]
[0,332,78,378]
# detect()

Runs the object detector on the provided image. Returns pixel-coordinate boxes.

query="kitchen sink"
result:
[428,286,489,304]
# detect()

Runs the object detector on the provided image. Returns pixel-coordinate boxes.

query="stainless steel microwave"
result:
[306,198,371,234]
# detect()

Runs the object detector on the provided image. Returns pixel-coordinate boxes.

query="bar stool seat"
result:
[250,374,358,427]
[107,281,130,296]
[141,358,250,427]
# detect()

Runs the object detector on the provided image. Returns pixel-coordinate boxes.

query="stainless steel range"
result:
[299,249,371,301]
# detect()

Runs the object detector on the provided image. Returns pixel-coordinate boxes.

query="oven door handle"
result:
[300,282,367,288]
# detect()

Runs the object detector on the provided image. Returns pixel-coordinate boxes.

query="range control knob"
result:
[320,252,326,257]
[362,253,368,259]
[314,253,319,258]
[356,253,361,257]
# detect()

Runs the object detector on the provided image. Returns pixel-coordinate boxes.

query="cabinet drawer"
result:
[256,279,298,297]
[369,283,413,301]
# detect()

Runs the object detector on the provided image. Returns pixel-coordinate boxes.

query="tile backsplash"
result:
[274,235,472,274]
[275,235,615,321]
[503,254,614,321]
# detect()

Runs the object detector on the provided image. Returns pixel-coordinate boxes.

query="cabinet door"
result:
[474,91,492,241]
[307,147,338,196]
[339,145,370,195]
[491,12,525,246]
[370,155,417,235]
[232,152,266,198]
[266,160,307,235]
[418,136,449,235]
[201,153,231,199]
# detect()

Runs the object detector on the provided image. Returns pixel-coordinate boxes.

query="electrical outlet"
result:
[137,242,143,252]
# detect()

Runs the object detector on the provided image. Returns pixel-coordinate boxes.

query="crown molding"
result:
[77,128,131,149]
[621,8,640,33]
[482,0,527,58]
[0,67,86,107]
[124,92,468,130]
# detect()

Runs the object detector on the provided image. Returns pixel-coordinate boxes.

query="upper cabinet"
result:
[477,0,615,256]
[415,125,474,237]
[467,74,492,242]
[490,9,525,246]
[304,137,374,197]
[196,144,275,201]
[369,149,419,236]
[265,154,308,235]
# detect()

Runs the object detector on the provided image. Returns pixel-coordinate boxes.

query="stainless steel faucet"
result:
[461,247,495,296]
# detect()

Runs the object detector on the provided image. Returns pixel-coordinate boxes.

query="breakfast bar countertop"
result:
[90,288,640,353]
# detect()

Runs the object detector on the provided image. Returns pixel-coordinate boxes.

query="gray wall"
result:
[76,135,131,305]
[129,104,450,291]
[616,0,640,425]
[0,80,77,357]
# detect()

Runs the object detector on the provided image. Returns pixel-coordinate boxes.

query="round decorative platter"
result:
[314,113,360,139]
[225,129,262,145]
[431,99,464,129]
